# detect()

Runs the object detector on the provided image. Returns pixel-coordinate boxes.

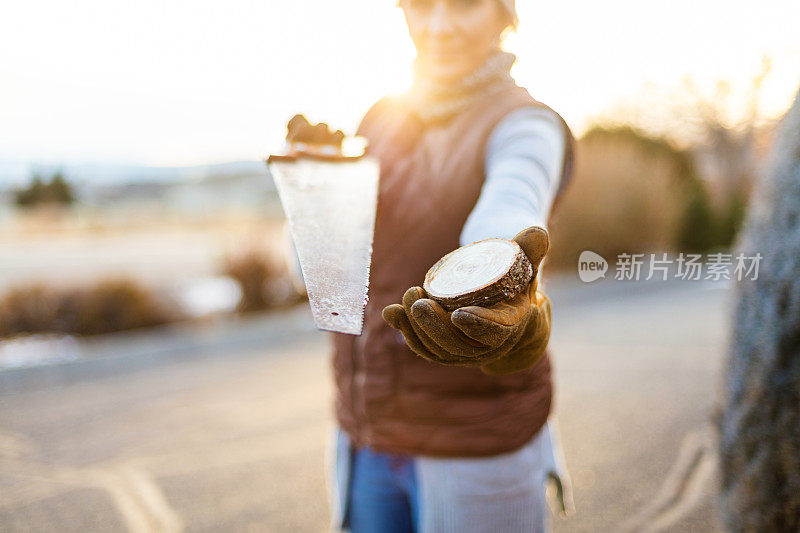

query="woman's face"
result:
[400,0,510,83]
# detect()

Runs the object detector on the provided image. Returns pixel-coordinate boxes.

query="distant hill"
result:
[0,159,272,191]
[0,159,282,216]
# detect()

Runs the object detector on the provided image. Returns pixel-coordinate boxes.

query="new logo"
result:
[578,251,608,283]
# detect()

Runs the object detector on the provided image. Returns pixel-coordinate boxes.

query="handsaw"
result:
[266,144,379,335]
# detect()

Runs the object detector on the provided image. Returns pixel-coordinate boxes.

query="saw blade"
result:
[267,157,379,335]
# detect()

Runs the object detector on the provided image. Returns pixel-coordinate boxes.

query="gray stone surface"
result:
[718,88,800,530]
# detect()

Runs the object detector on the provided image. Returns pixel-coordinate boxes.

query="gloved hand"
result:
[382,226,552,376]
[286,114,345,147]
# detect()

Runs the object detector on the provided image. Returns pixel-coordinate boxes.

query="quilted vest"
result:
[330,83,575,457]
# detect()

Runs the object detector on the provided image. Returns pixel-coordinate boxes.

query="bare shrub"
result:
[221,247,296,312]
[0,277,182,338]
[547,126,697,270]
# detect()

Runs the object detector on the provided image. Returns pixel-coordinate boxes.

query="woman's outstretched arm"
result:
[459,106,566,246]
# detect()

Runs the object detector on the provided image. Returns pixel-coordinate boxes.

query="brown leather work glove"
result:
[382,226,552,376]
[286,114,345,147]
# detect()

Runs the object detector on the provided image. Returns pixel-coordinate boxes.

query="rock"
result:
[718,88,800,530]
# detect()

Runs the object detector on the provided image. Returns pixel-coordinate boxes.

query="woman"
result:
[326,0,576,531]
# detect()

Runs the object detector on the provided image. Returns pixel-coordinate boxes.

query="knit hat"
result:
[497,0,518,29]
[397,0,517,28]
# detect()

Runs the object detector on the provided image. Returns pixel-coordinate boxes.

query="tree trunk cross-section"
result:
[423,238,533,312]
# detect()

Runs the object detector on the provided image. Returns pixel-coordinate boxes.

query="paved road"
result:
[0,278,731,531]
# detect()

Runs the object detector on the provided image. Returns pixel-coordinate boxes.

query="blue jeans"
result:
[345,445,420,533]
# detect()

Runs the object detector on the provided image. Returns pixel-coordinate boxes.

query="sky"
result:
[1,0,798,167]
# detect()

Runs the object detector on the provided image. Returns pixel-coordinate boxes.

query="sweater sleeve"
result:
[459,106,566,247]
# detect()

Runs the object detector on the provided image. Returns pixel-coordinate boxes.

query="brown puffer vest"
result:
[329,83,575,457]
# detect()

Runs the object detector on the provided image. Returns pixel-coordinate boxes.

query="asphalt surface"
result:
[0,278,731,532]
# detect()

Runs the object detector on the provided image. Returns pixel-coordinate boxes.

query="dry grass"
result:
[0,207,304,338]
[0,205,283,240]
[0,277,184,338]
[222,247,289,313]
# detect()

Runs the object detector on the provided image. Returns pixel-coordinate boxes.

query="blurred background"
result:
[1,0,799,531]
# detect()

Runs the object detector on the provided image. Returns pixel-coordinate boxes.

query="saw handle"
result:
[268,114,365,163]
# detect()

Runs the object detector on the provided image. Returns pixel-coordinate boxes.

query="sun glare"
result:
[0,0,797,167]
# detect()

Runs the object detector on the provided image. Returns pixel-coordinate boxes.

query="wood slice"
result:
[423,239,534,311]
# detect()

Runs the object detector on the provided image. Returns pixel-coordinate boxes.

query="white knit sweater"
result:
[460,105,566,246]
